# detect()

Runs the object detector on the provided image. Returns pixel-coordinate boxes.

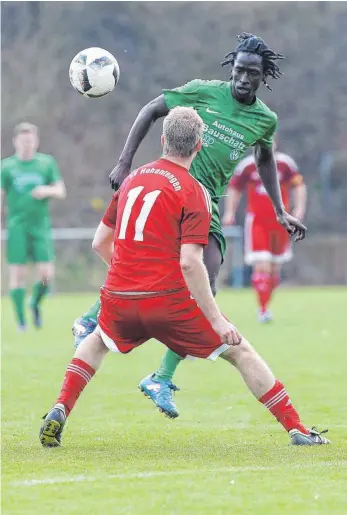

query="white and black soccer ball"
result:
[69,47,120,98]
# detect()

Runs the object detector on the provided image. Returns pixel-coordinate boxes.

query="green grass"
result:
[2,288,346,514]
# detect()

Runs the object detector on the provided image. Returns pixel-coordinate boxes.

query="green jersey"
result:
[1,153,61,225]
[163,79,277,202]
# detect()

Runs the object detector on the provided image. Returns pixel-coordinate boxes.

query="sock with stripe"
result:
[252,271,272,314]
[259,380,309,434]
[56,358,95,416]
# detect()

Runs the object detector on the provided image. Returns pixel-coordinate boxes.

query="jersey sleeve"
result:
[1,162,9,192]
[229,160,251,191]
[48,156,62,184]
[257,116,278,148]
[101,192,119,228]
[282,155,304,187]
[163,79,203,110]
[181,184,211,245]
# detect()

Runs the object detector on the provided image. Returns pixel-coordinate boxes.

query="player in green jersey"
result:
[73,33,306,418]
[1,123,66,331]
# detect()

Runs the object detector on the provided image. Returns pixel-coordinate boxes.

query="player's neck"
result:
[161,155,191,171]
[16,151,36,161]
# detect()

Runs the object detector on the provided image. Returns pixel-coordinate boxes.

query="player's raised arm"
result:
[109,95,169,190]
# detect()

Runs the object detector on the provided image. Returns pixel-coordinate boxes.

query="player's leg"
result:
[139,234,223,417]
[40,327,109,447]
[244,215,273,321]
[7,224,29,330]
[219,341,330,445]
[29,228,55,328]
[9,265,28,330]
[30,261,54,328]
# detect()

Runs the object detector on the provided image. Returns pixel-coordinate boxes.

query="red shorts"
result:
[244,214,292,265]
[98,288,228,360]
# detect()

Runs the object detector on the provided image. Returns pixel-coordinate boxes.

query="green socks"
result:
[30,281,50,308]
[153,349,183,383]
[10,288,26,326]
[82,298,101,323]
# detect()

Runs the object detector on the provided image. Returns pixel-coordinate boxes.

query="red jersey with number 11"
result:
[101,158,212,293]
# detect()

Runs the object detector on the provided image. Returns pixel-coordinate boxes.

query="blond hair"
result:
[163,107,203,157]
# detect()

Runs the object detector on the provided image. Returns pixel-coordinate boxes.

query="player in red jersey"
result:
[223,141,307,322]
[39,108,328,448]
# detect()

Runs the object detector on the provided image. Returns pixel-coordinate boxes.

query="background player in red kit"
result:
[39,108,328,448]
[223,140,307,322]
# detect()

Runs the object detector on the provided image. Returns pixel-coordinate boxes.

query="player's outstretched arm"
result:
[109,95,169,190]
[254,144,307,241]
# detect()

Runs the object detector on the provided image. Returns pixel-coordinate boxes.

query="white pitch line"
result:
[10,461,347,487]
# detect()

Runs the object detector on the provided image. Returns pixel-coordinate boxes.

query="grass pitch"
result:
[2,288,346,514]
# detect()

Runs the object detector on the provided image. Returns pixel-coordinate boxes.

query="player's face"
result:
[14,131,39,157]
[231,52,263,103]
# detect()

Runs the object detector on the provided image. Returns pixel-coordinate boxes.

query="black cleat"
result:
[40,404,66,447]
[289,426,331,446]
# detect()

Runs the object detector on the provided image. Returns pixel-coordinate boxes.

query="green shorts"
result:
[6,222,54,265]
[209,201,226,260]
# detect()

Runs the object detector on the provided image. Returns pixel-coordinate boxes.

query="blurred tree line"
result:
[2,1,347,232]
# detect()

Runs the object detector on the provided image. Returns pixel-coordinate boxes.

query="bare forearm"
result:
[182,260,221,324]
[255,146,284,215]
[118,96,169,168]
[224,189,242,219]
[292,184,307,219]
[47,183,66,199]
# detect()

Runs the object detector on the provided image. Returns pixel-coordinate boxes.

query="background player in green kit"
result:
[73,33,306,417]
[1,123,66,331]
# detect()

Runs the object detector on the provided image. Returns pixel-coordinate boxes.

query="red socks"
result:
[259,380,309,434]
[56,358,95,416]
[252,272,272,313]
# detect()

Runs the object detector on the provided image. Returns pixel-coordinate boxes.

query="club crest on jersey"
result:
[230,150,240,161]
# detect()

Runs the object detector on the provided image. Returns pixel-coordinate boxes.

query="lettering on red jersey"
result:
[229,152,304,220]
[100,158,211,293]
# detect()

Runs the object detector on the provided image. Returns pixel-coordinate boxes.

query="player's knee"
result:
[221,338,254,365]
[254,261,271,274]
[37,263,55,283]
[9,265,27,288]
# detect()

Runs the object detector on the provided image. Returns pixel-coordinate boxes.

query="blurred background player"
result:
[73,33,307,418]
[40,107,328,448]
[223,139,306,322]
[1,123,66,330]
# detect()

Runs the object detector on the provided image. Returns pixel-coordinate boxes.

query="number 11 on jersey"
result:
[118,186,161,241]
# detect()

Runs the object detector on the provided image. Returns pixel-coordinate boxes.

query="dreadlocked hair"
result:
[221,32,285,91]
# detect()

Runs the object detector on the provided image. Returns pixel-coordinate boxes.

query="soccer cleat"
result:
[258,310,273,324]
[40,404,66,447]
[289,427,331,446]
[72,316,97,349]
[17,322,27,333]
[138,374,180,419]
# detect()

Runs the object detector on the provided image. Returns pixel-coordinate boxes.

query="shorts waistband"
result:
[101,287,185,299]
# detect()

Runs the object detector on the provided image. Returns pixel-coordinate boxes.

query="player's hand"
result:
[31,186,51,199]
[211,317,242,346]
[221,212,235,226]
[109,161,131,191]
[276,210,307,242]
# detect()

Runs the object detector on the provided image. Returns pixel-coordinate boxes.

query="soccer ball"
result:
[69,47,120,98]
